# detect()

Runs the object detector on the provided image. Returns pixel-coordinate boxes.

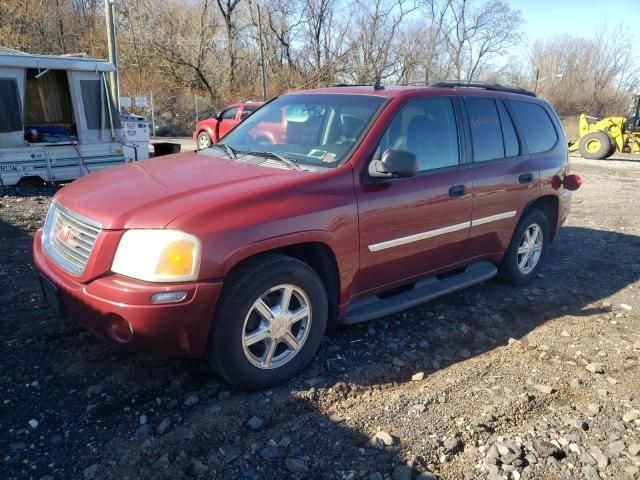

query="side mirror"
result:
[368,149,418,179]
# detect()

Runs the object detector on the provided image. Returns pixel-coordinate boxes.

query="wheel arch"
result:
[525,195,559,241]
[223,241,341,323]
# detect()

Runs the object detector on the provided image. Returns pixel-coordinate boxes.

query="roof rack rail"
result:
[332,80,385,90]
[428,80,536,97]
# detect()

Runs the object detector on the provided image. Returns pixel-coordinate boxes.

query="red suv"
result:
[193,101,263,150]
[34,82,581,390]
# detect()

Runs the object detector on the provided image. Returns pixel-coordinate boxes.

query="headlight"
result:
[112,230,201,282]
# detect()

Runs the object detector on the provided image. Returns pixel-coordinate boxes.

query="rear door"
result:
[462,96,542,258]
[355,96,473,293]
[0,67,25,149]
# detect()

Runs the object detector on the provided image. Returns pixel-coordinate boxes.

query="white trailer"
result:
[0,48,149,186]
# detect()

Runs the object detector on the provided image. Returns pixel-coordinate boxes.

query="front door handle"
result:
[448,184,466,198]
[519,173,534,184]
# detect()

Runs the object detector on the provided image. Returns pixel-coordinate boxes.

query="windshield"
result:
[218,94,386,168]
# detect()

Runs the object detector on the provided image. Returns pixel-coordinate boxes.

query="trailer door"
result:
[69,71,120,144]
[0,68,25,148]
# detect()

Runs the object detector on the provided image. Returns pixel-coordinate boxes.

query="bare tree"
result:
[2,0,637,136]
[530,25,640,117]
[216,0,243,95]
[445,0,523,81]
[347,0,417,83]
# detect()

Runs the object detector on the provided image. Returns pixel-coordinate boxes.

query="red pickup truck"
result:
[193,101,263,150]
[34,82,580,390]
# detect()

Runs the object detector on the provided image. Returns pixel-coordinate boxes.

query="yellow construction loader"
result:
[569,94,640,159]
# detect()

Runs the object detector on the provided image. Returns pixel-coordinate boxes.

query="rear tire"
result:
[207,254,327,391]
[579,131,613,160]
[498,209,550,286]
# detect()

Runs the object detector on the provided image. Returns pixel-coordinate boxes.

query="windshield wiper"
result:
[213,142,238,160]
[246,151,302,170]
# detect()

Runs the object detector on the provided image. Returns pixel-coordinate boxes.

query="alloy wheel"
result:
[198,133,211,150]
[241,284,312,369]
[516,223,543,275]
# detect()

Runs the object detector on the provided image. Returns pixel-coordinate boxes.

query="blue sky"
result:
[509,0,640,48]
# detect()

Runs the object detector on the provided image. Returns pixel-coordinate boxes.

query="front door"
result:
[218,106,240,139]
[355,97,472,294]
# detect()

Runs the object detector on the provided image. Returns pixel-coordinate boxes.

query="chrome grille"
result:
[42,203,101,275]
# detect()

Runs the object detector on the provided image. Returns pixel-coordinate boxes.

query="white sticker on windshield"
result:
[308,149,327,159]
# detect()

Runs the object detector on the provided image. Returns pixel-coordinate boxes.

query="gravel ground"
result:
[1,157,639,480]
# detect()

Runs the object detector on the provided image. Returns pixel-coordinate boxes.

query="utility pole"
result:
[257,4,267,101]
[150,91,155,138]
[534,68,540,95]
[105,0,120,111]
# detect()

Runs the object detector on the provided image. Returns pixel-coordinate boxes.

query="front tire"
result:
[498,209,550,286]
[207,254,328,390]
[197,132,212,150]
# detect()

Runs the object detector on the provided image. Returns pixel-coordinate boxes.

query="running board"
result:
[339,261,497,325]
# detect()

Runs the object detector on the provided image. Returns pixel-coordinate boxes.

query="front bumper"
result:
[33,229,222,358]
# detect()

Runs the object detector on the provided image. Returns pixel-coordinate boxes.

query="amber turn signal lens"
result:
[155,240,196,277]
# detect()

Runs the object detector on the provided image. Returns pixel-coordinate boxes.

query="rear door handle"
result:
[519,173,534,184]
[448,184,466,198]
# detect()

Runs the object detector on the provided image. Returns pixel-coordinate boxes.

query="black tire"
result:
[579,131,613,160]
[197,132,212,150]
[498,209,550,286]
[207,254,328,390]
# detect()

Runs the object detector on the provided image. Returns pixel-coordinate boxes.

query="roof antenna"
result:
[374,79,384,90]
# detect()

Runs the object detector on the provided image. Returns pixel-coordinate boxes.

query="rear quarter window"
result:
[509,101,558,154]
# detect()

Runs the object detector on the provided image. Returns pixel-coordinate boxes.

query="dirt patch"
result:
[1,160,639,480]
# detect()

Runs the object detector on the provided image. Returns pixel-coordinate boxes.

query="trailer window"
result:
[0,78,22,134]
[80,79,121,132]
[80,80,102,130]
[24,70,73,125]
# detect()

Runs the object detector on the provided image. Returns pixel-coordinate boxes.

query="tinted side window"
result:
[221,107,238,120]
[379,98,459,172]
[510,101,558,153]
[496,101,519,157]
[466,98,503,162]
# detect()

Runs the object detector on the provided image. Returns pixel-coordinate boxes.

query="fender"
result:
[220,229,358,307]
[222,229,339,274]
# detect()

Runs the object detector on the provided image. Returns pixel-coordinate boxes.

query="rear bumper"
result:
[556,189,572,238]
[33,229,222,358]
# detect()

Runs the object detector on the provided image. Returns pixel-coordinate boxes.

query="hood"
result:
[54,151,312,229]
